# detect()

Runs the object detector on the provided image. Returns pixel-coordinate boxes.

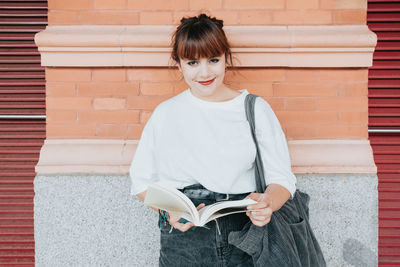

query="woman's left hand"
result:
[245,192,273,227]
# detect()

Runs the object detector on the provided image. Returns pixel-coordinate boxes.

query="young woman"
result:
[130,13,296,266]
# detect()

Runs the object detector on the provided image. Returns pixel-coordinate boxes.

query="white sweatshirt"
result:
[129,88,296,198]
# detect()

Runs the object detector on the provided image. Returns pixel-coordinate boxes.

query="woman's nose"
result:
[199,62,211,78]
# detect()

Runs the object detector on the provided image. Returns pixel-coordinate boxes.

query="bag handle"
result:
[245,93,266,194]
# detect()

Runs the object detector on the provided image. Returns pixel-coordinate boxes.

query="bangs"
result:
[176,23,227,60]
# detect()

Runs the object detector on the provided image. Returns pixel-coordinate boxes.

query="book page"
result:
[203,207,252,225]
[198,198,256,226]
[144,182,199,224]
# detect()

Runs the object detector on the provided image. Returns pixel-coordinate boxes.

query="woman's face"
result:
[178,53,227,100]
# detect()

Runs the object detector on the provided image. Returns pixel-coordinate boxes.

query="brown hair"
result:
[170,13,234,68]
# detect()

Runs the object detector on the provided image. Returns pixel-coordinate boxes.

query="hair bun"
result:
[212,18,224,28]
[180,13,224,29]
[180,17,192,24]
[199,13,224,28]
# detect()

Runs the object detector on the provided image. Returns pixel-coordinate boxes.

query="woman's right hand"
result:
[167,203,205,232]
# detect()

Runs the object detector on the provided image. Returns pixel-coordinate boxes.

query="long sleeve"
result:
[254,97,297,199]
[129,111,158,196]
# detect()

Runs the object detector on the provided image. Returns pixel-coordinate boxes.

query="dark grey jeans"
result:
[158,184,254,267]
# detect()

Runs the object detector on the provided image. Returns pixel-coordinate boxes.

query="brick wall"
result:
[47,0,366,25]
[45,67,368,139]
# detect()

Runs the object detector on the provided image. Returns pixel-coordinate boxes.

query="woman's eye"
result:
[186,59,219,65]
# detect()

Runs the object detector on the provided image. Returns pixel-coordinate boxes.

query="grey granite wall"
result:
[34,173,378,267]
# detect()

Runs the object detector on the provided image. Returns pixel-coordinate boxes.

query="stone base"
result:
[34,174,377,267]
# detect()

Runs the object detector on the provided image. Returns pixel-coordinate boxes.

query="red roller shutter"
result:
[367,0,400,265]
[0,1,47,266]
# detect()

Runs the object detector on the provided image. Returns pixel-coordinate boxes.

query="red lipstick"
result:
[198,78,215,86]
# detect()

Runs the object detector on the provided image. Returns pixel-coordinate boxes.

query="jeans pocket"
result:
[288,217,309,256]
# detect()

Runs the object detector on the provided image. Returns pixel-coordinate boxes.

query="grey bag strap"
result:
[245,93,267,194]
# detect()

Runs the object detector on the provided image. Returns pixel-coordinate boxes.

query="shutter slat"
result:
[369,22,400,31]
[0,87,44,93]
[0,10,47,17]
[0,94,45,101]
[0,50,40,56]
[370,88,400,97]
[373,51,400,58]
[0,72,44,78]
[0,18,47,25]
[369,0,400,3]
[370,60,400,69]
[369,79,400,88]
[375,42,400,51]
[0,33,42,40]
[0,64,43,71]
[368,3,400,12]
[0,2,48,9]
[369,69,400,78]
[0,57,41,63]
[0,41,38,47]
[0,26,46,33]
[368,12,400,21]
[0,79,45,85]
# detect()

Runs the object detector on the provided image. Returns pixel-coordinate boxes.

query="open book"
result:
[144,182,256,226]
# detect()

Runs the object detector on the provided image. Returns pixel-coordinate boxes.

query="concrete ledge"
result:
[35,139,377,174]
[33,173,378,266]
[34,25,377,67]
[289,139,377,174]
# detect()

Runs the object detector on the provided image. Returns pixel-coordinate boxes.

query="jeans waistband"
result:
[178,184,252,201]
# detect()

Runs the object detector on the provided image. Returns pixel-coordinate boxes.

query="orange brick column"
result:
[33,1,378,266]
